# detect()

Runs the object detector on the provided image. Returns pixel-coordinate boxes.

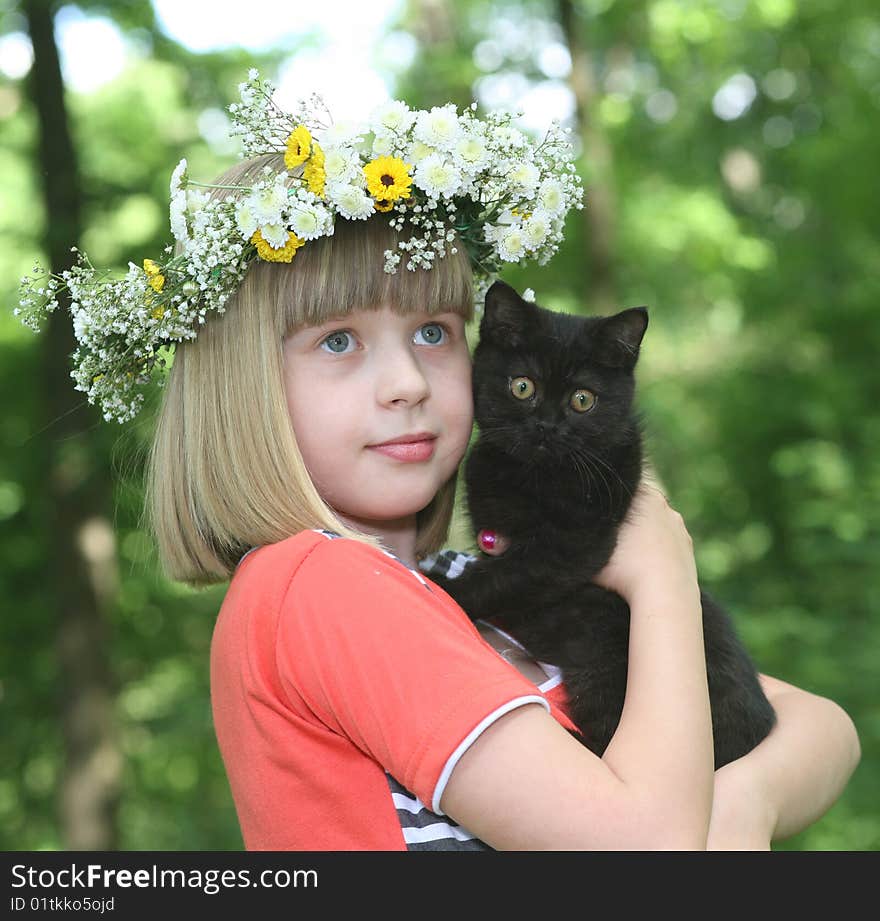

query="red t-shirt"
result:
[210,529,577,850]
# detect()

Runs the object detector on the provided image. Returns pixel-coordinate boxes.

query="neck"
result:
[335,512,419,569]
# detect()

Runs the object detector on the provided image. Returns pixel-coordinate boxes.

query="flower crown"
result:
[16,69,583,424]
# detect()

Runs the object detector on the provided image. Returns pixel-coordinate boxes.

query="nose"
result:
[534,420,555,446]
[375,344,431,407]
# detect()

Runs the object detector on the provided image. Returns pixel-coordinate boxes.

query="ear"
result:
[480,281,539,348]
[591,307,649,370]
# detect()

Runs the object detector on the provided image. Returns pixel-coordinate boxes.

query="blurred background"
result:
[1,0,877,850]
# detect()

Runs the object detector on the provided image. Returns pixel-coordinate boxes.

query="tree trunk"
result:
[23,0,122,851]
[557,0,617,313]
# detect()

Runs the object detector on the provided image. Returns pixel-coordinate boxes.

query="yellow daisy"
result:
[304,142,326,198]
[374,199,394,212]
[363,156,412,203]
[284,125,312,170]
[251,229,304,263]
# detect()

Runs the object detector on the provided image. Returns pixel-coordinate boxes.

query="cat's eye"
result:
[510,376,535,400]
[570,389,596,413]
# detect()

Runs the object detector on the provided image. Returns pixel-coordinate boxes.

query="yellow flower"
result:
[143,258,165,292]
[363,156,412,202]
[304,142,326,198]
[284,125,312,170]
[374,199,394,212]
[251,229,304,263]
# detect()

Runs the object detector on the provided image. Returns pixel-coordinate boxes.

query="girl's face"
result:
[282,305,473,533]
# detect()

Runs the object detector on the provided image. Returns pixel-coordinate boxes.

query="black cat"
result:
[436,280,775,769]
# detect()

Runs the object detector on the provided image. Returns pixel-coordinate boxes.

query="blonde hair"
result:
[145,154,474,586]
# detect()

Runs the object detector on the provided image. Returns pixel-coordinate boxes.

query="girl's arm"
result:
[441,482,716,850]
[707,674,861,850]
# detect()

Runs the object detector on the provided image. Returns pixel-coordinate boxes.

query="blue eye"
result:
[414,323,447,346]
[321,330,355,354]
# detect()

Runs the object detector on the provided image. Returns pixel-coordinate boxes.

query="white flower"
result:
[323,147,358,184]
[329,183,374,220]
[186,189,210,215]
[537,178,566,215]
[259,222,291,248]
[405,140,437,166]
[453,133,490,172]
[414,154,463,198]
[289,203,327,240]
[522,288,536,303]
[72,309,89,342]
[522,210,552,249]
[371,133,394,157]
[497,227,527,262]
[322,120,362,147]
[251,181,288,224]
[415,104,461,151]
[509,162,540,195]
[370,99,415,134]
[170,158,188,197]
[235,200,259,238]
[170,191,188,241]
[483,209,520,244]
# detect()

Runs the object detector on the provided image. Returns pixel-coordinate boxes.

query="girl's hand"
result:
[592,476,700,606]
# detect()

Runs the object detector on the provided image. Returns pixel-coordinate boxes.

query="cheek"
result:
[284,373,345,471]
[443,357,474,429]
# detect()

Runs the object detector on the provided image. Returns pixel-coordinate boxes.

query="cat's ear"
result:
[592,307,649,370]
[480,281,539,348]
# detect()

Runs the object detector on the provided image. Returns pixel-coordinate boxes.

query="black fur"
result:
[436,281,775,768]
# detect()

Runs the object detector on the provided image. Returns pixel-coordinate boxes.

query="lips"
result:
[367,432,437,462]
[371,431,436,447]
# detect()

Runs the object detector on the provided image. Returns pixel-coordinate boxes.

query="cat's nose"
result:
[535,421,554,443]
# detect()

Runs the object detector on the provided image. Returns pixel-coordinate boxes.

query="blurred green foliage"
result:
[1,0,877,850]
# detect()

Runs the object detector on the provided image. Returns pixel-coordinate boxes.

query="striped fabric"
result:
[386,775,489,851]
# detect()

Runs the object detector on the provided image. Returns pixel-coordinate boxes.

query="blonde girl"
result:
[21,75,858,850]
[144,158,857,851]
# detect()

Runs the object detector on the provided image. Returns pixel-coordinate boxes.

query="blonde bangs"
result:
[146,154,473,586]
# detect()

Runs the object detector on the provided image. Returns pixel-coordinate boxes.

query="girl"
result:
[21,74,857,850]
[145,163,859,851]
